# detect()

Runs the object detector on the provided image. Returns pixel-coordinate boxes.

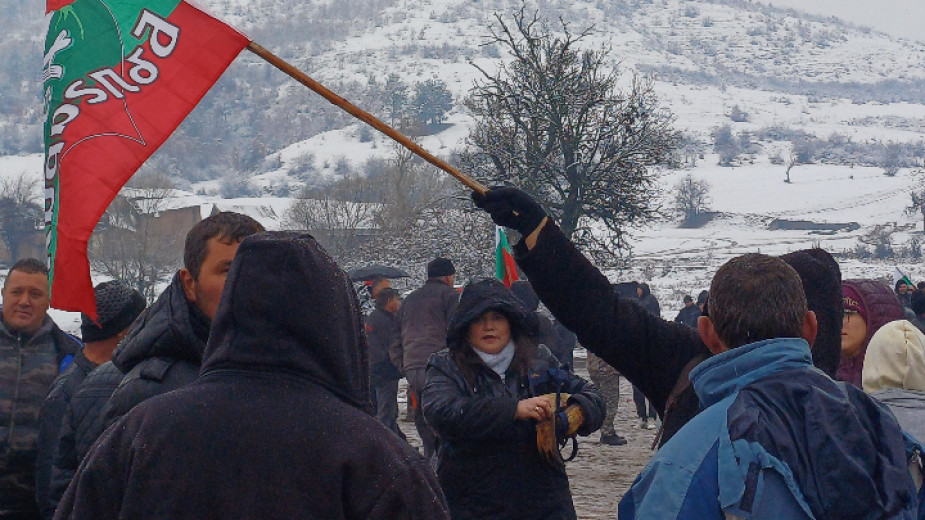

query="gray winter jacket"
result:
[871,388,925,442]
[391,279,458,372]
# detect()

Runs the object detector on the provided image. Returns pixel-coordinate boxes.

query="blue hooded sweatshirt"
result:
[619,338,917,519]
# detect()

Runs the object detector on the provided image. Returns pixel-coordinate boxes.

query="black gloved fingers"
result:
[470,189,488,208]
[472,186,547,236]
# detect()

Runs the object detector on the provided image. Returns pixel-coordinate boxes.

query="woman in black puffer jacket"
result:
[422,278,604,520]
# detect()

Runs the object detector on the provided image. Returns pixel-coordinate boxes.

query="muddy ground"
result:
[397,351,656,518]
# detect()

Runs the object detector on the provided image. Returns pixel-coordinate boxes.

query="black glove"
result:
[471,186,547,237]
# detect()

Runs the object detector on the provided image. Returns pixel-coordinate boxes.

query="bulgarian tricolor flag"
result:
[43,0,248,319]
[495,226,519,288]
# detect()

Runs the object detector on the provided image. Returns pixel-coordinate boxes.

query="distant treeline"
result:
[711,123,925,172]
[641,65,925,105]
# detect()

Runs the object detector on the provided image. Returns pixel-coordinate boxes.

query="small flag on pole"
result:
[43,0,248,319]
[495,226,519,288]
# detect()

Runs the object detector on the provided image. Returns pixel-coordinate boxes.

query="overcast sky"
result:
[764,0,925,42]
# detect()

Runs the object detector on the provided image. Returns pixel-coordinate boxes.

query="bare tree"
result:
[373,144,454,235]
[89,175,183,302]
[785,149,797,184]
[286,170,379,263]
[352,190,496,282]
[0,173,42,261]
[672,174,711,221]
[907,189,925,231]
[459,7,680,261]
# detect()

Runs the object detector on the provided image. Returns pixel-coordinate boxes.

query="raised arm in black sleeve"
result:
[511,220,709,416]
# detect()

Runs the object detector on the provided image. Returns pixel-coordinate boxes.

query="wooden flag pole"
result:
[247,42,487,195]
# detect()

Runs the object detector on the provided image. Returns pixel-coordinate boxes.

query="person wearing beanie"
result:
[35,281,145,519]
[426,257,456,278]
[390,257,458,459]
[838,280,905,388]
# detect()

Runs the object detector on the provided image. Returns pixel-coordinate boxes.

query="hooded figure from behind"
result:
[863,319,925,442]
[55,232,449,520]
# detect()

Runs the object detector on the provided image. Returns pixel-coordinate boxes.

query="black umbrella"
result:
[348,265,410,282]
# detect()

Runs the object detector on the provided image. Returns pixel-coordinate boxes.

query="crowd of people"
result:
[0,188,922,518]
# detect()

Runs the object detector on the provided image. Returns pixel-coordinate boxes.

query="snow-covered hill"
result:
[203,0,925,188]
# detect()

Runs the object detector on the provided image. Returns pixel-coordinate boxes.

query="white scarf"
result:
[474,340,516,380]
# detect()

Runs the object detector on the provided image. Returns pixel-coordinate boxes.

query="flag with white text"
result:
[43,0,248,318]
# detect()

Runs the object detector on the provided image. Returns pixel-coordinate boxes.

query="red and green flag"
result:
[43,0,248,319]
[495,226,519,288]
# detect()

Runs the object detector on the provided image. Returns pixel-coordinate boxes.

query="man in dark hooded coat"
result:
[54,232,449,520]
[473,187,844,446]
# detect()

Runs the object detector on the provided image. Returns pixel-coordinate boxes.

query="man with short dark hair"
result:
[0,258,79,519]
[35,281,144,519]
[674,295,700,329]
[620,254,915,518]
[366,288,403,437]
[391,257,458,458]
[82,212,264,448]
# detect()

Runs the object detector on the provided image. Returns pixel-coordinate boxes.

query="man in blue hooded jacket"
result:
[619,253,917,519]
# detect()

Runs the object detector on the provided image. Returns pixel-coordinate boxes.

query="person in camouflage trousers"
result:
[0,259,79,519]
[586,351,627,445]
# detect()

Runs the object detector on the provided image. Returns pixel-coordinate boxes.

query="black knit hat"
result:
[80,281,146,343]
[427,257,455,278]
